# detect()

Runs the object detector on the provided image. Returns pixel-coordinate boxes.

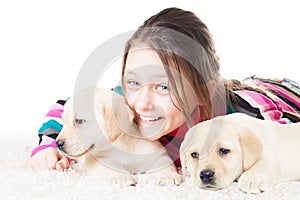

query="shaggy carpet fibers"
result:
[1,132,300,200]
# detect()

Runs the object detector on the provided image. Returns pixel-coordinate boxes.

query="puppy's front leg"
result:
[84,155,137,186]
[238,160,277,194]
[148,155,182,186]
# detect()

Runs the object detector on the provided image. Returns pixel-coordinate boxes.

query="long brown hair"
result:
[121,7,237,127]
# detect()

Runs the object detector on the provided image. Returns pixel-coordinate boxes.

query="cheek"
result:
[165,105,185,125]
[218,152,243,179]
[228,152,244,175]
[124,87,135,101]
[124,92,133,107]
[161,94,179,114]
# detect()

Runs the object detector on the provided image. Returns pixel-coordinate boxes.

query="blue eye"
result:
[127,80,140,88]
[157,85,168,91]
[156,84,168,91]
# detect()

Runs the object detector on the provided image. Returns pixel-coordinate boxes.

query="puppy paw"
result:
[152,171,182,186]
[110,174,137,186]
[238,171,268,194]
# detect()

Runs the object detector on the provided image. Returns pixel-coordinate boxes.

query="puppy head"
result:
[56,87,138,159]
[180,115,263,190]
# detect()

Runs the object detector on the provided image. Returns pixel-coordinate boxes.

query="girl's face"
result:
[123,48,186,140]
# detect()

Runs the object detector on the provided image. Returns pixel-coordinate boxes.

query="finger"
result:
[55,151,65,170]
[56,156,69,170]
[56,161,64,171]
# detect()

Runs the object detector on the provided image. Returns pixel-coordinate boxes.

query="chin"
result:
[202,186,221,191]
[140,132,161,141]
[198,184,225,191]
[138,126,165,140]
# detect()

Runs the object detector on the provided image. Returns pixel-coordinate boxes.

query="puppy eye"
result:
[191,152,199,159]
[75,119,86,125]
[219,148,230,155]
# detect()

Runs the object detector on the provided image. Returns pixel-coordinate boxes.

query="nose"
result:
[128,85,154,112]
[200,169,215,184]
[56,139,65,151]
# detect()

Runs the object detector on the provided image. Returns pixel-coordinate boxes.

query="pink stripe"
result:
[273,97,296,113]
[239,90,277,112]
[46,109,64,118]
[31,140,57,157]
[44,103,65,117]
[258,82,299,111]
[236,90,286,123]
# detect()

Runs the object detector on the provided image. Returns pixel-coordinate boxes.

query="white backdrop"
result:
[1,0,299,135]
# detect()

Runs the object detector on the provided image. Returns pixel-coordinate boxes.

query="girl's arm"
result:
[25,99,70,171]
[36,100,66,148]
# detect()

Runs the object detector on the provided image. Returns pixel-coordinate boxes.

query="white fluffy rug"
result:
[2,132,300,200]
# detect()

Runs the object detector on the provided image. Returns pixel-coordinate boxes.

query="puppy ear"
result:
[179,145,187,178]
[180,126,198,178]
[238,128,263,171]
[101,105,121,142]
[108,93,139,140]
[93,88,122,142]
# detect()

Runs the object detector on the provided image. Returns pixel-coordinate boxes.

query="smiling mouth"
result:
[64,144,95,158]
[139,115,162,124]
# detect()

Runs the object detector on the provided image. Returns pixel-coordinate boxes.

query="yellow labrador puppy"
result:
[180,113,300,194]
[56,87,181,186]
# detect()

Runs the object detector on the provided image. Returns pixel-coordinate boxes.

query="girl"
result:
[25,7,300,171]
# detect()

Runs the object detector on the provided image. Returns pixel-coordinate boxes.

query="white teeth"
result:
[140,115,160,121]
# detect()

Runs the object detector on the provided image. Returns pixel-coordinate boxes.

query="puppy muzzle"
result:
[200,169,215,185]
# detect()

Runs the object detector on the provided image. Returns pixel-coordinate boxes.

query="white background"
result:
[1,0,299,135]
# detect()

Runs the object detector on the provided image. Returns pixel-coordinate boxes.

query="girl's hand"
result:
[25,147,70,171]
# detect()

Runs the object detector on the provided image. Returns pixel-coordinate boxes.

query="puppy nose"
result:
[56,139,65,150]
[200,169,215,184]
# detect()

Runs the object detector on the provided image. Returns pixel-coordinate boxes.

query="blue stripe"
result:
[38,119,63,133]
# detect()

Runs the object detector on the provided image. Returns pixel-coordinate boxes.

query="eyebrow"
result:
[125,70,168,79]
